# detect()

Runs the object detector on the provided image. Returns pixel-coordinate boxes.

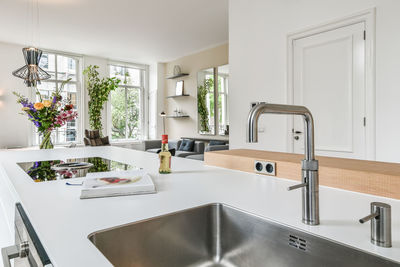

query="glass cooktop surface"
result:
[18,157,136,182]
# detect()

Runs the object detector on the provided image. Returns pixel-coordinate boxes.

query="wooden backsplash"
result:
[204,149,400,200]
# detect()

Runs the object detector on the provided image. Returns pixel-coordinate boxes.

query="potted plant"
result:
[197,78,214,133]
[83,65,120,134]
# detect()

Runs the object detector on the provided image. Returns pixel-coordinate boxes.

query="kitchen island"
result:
[0,146,399,266]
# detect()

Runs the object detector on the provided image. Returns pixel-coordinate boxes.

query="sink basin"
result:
[88,203,398,267]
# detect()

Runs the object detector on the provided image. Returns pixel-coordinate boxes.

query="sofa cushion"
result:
[209,140,226,146]
[186,154,204,161]
[178,139,195,151]
[175,151,198,158]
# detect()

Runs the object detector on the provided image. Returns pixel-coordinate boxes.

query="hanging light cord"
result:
[36,0,40,47]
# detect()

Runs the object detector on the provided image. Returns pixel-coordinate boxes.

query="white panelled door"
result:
[292,22,366,159]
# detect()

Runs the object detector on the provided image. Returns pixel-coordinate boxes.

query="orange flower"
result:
[43,100,52,107]
[34,102,44,110]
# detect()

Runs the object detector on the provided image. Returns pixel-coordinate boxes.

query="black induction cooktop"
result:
[17,157,136,182]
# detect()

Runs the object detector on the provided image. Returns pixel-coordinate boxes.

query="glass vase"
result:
[40,131,54,149]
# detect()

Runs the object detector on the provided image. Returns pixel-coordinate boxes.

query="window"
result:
[205,73,215,134]
[109,64,145,141]
[218,74,229,135]
[37,52,82,144]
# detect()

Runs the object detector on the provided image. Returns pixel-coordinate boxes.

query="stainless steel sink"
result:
[88,203,399,267]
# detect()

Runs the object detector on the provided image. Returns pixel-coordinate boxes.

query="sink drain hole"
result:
[289,234,307,251]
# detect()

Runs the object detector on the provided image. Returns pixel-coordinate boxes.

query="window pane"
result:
[109,65,125,82]
[39,53,56,79]
[62,83,77,107]
[57,55,77,81]
[111,87,126,140]
[127,88,140,139]
[110,65,141,86]
[125,68,141,86]
[37,82,56,100]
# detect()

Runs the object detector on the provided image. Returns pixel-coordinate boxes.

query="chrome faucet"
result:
[246,102,319,225]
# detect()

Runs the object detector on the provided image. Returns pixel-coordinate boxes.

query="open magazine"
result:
[80,170,156,199]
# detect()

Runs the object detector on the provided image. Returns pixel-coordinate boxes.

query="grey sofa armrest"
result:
[193,141,205,154]
[205,144,229,152]
[144,139,161,151]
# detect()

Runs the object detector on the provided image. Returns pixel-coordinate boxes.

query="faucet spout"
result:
[247,102,315,160]
[246,102,319,225]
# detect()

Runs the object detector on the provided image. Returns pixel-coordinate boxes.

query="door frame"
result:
[286,8,376,160]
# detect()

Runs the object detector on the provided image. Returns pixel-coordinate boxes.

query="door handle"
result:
[294,130,302,134]
[2,242,29,267]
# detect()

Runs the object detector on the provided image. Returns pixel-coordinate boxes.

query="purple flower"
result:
[20,98,37,112]
[52,96,57,104]
[33,121,41,128]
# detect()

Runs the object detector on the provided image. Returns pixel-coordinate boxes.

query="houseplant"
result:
[13,79,78,149]
[197,78,214,132]
[83,65,120,133]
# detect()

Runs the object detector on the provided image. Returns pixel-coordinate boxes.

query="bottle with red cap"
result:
[159,134,171,174]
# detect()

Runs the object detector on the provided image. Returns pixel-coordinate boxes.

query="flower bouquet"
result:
[13,79,78,149]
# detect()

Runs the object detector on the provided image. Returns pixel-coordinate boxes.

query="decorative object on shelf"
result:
[167,65,189,79]
[160,111,166,133]
[197,78,214,133]
[12,47,51,87]
[83,65,120,133]
[13,79,78,149]
[175,80,184,95]
[173,65,182,76]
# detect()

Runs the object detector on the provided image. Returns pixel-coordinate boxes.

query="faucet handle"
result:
[287,182,307,191]
[359,202,392,248]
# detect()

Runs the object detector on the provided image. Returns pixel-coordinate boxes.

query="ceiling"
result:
[0,0,229,64]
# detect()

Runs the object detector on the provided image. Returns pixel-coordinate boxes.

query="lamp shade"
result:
[12,47,51,87]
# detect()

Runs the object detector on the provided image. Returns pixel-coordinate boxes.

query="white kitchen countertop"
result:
[0,146,399,267]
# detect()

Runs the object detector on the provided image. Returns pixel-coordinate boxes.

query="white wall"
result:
[0,42,32,149]
[163,44,229,140]
[0,41,159,149]
[229,0,400,163]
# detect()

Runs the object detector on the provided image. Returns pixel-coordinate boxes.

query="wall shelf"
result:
[166,94,190,99]
[166,73,189,79]
[166,115,190,119]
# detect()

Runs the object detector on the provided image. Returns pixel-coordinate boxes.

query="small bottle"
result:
[159,134,171,174]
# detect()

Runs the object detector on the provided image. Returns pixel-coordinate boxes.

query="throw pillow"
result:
[209,140,226,146]
[178,139,195,151]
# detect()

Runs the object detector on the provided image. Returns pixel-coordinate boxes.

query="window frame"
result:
[107,61,149,143]
[30,50,84,146]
